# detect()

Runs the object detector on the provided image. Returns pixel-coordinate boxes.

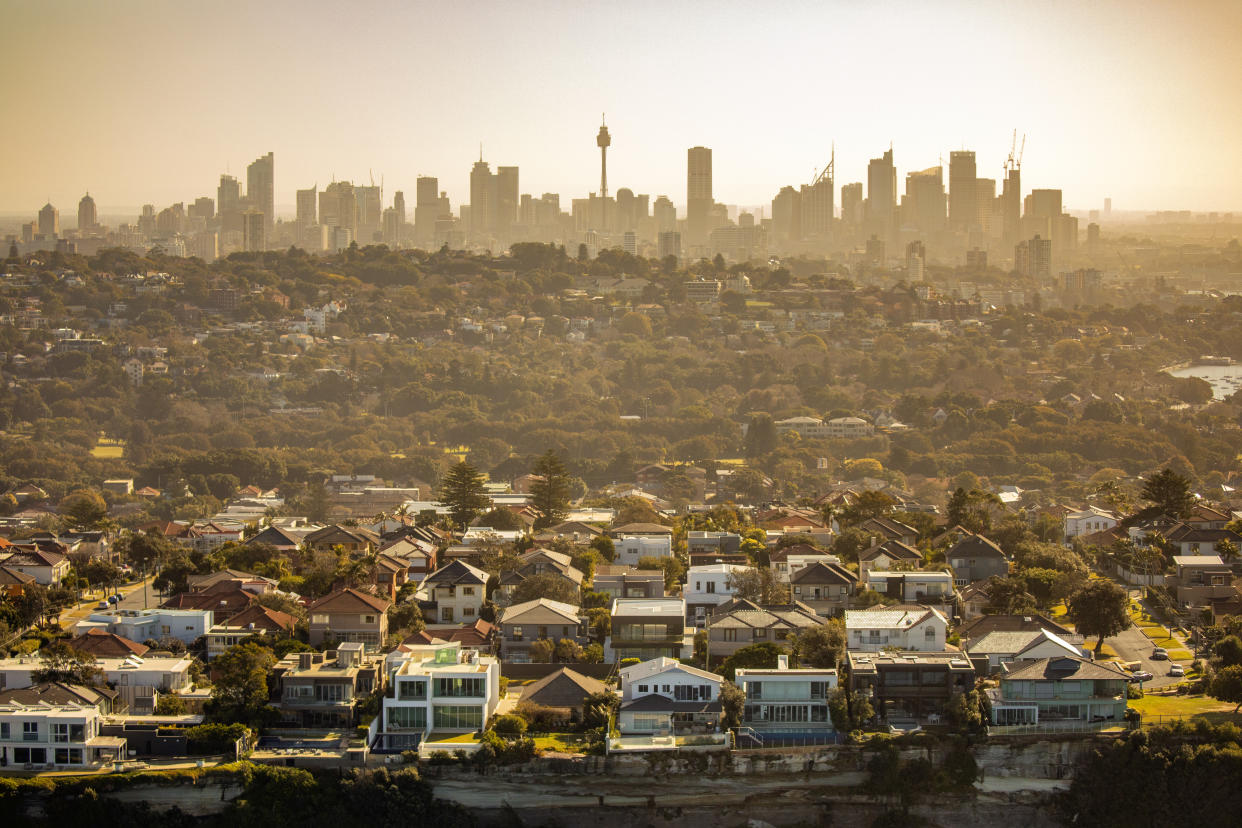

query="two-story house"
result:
[0,653,195,715]
[614,535,673,566]
[845,606,947,652]
[704,599,825,661]
[858,540,923,576]
[989,656,1129,728]
[0,701,126,768]
[0,548,70,585]
[790,561,858,616]
[421,561,488,624]
[684,564,748,626]
[847,650,976,721]
[377,644,501,752]
[307,587,391,650]
[736,655,837,742]
[496,598,586,662]
[275,643,381,728]
[862,570,956,615]
[946,533,1010,586]
[1062,507,1119,542]
[769,544,840,583]
[605,598,692,662]
[303,524,380,556]
[617,657,723,736]
[494,549,584,606]
[1170,554,1236,607]
[855,516,919,547]
[593,566,665,600]
[75,608,213,646]
[964,628,1087,674]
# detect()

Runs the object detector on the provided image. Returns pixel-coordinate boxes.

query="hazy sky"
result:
[4,0,1241,218]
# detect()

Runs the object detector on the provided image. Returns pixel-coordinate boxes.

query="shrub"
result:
[490,713,528,737]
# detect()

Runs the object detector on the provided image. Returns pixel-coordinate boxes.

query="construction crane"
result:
[1004,130,1025,173]
[810,143,835,187]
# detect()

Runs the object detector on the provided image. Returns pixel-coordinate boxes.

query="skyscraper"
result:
[319,181,357,233]
[38,202,59,237]
[866,148,896,231]
[296,186,318,226]
[355,185,382,244]
[469,155,494,241]
[495,166,518,237]
[415,176,439,246]
[1001,165,1021,245]
[772,185,801,245]
[902,167,945,234]
[218,174,241,214]
[974,178,995,234]
[247,152,275,236]
[77,193,97,232]
[242,209,265,252]
[687,146,712,247]
[841,182,864,227]
[653,196,676,233]
[949,150,977,231]
[800,154,834,241]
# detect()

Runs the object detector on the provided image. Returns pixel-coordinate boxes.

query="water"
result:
[1167,363,1242,400]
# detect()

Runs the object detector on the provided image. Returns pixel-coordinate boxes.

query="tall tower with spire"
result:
[597,116,610,230]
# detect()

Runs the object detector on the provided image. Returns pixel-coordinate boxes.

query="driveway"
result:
[1104,622,1184,689]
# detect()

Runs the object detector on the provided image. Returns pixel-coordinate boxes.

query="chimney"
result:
[777,654,789,671]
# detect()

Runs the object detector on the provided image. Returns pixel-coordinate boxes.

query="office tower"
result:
[383,207,400,246]
[653,195,676,233]
[623,230,636,255]
[320,181,357,233]
[597,117,610,227]
[1024,188,1065,250]
[906,240,925,281]
[615,188,635,232]
[355,185,382,244]
[772,185,802,244]
[77,193,97,232]
[801,154,833,241]
[296,186,318,226]
[657,230,681,261]
[1001,165,1021,245]
[138,204,156,237]
[865,234,885,266]
[247,152,274,235]
[1104,198,1112,216]
[866,148,896,230]
[966,248,988,271]
[469,155,494,240]
[156,203,185,236]
[687,146,712,246]
[974,178,995,234]
[190,230,218,261]
[243,210,265,252]
[948,150,977,231]
[1029,234,1052,279]
[414,176,439,246]
[391,191,406,246]
[902,167,945,234]
[841,182,864,227]
[38,202,59,237]
[21,223,35,244]
[189,196,215,221]
[495,166,518,237]
[1087,222,1100,249]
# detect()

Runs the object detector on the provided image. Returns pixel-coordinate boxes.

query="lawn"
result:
[90,443,125,459]
[1128,694,1242,725]
[424,732,478,744]
[531,733,587,753]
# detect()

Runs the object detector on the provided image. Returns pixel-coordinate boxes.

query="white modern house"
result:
[684,564,747,626]
[614,535,673,566]
[616,657,723,736]
[844,607,947,652]
[0,653,196,715]
[75,608,213,646]
[736,655,837,741]
[0,702,126,768]
[420,561,488,624]
[377,644,501,753]
[1063,507,1118,541]
[862,570,955,605]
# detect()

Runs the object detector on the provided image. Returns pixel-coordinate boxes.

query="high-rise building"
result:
[247,152,274,235]
[495,166,518,237]
[866,148,896,230]
[902,167,945,234]
[906,240,926,281]
[469,156,494,241]
[242,209,265,252]
[391,191,406,246]
[355,185,382,244]
[772,185,801,244]
[687,146,713,246]
[296,186,318,226]
[319,181,357,233]
[653,196,676,233]
[841,182,864,227]
[597,117,611,228]
[414,176,440,246]
[800,157,834,241]
[38,202,59,238]
[948,150,977,231]
[657,230,681,261]
[189,196,215,221]
[382,207,401,247]
[77,193,97,232]
[1001,166,1021,245]
[1030,234,1052,279]
[974,178,995,234]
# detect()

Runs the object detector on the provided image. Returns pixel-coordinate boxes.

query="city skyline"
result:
[2,0,1241,214]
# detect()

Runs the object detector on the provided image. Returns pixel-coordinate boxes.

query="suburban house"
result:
[606,597,692,662]
[989,656,1129,728]
[421,560,488,624]
[609,522,674,541]
[847,650,976,721]
[704,599,825,661]
[241,525,307,553]
[1163,524,1242,557]
[946,533,1011,586]
[494,549,584,606]
[858,540,923,576]
[790,561,858,616]
[0,565,36,597]
[736,655,837,742]
[274,644,382,728]
[956,581,991,619]
[0,701,126,769]
[373,553,411,600]
[614,535,673,566]
[616,657,723,736]
[377,644,502,752]
[399,619,497,652]
[957,613,1075,641]
[963,628,1087,674]
[1169,554,1236,607]
[1062,507,1118,541]
[0,682,120,716]
[684,563,748,626]
[0,548,70,585]
[187,569,278,595]
[855,517,919,547]
[861,570,956,610]
[68,629,149,659]
[204,605,297,661]
[376,537,436,582]
[161,582,256,618]
[496,598,587,662]
[845,606,948,652]
[593,566,665,600]
[75,608,213,646]
[519,667,609,726]
[687,531,742,558]
[0,653,195,715]
[769,544,841,583]
[303,524,380,556]
[307,587,391,650]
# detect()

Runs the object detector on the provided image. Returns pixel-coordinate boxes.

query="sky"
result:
[3,0,1241,219]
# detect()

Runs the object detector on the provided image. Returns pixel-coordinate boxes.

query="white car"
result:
[1169,664,1186,677]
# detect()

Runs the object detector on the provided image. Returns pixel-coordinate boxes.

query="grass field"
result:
[90,444,124,459]
[1128,694,1242,726]
[531,733,587,753]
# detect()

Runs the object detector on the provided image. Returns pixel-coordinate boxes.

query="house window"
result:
[637,684,648,693]
[13,747,46,764]
[463,587,475,596]
[363,615,376,624]
[433,705,483,730]
[0,723,8,739]
[749,682,762,699]
[387,706,426,730]
[23,722,38,741]
[538,626,548,639]
[706,582,715,593]
[464,606,475,617]
[52,724,70,743]
[753,628,767,640]
[398,681,426,700]
[512,626,523,641]
[925,626,935,639]
[722,629,737,642]
[54,748,82,765]
[441,608,454,622]
[312,614,329,625]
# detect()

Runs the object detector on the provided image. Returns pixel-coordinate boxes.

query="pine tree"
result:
[438,461,490,529]
[529,450,572,529]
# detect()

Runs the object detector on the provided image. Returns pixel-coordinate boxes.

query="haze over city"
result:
[3,0,1242,215]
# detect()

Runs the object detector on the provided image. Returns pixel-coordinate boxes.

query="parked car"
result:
[1169,664,1186,677]
[107,594,121,604]
[97,600,110,609]
[1151,648,1169,660]
[1129,670,1154,682]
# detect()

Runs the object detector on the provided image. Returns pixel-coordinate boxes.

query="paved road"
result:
[1103,605,1189,689]
[56,575,156,630]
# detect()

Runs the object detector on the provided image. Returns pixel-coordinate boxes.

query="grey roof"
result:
[790,561,857,586]
[423,560,488,586]
[522,668,608,709]
[620,694,723,714]
[1002,656,1128,682]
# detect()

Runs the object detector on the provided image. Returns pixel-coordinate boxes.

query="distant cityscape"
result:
[9,123,1236,273]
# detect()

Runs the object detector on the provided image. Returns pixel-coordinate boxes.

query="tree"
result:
[529,451,573,529]
[476,507,522,531]
[1209,665,1242,712]
[637,554,686,592]
[719,680,745,729]
[589,535,615,563]
[945,487,1002,534]
[984,575,1038,614]
[58,488,107,529]
[790,620,846,668]
[839,490,897,526]
[208,641,277,725]
[553,638,583,662]
[119,529,182,570]
[511,572,581,605]
[582,689,619,729]
[31,642,105,686]
[528,638,554,662]
[388,601,426,637]
[1068,579,1131,655]
[726,567,791,605]
[828,687,874,732]
[718,642,785,680]
[1138,467,1195,520]
[154,694,188,715]
[1211,635,1242,670]
[438,461,490,529]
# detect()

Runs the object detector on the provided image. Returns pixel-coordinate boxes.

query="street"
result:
[55,575,157,631]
